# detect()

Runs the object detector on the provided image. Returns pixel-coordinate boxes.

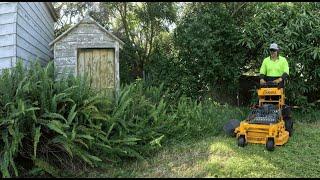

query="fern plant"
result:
[0,60,246,177]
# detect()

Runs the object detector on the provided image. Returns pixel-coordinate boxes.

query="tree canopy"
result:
[54,2,320,110]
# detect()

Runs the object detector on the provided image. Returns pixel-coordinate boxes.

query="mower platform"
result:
[225,81,293,151]
[235,120,289,149]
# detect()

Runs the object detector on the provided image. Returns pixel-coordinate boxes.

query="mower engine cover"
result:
[247,104,280,124]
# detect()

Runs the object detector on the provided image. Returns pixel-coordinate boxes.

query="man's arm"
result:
[260,59,267,79]
[281,58,289,81]
[259,59,267,83]
[281,72,288,81]
[277,58,289,82]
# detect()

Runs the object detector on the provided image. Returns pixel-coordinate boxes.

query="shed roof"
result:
[49,15,125,48]
[45,2,59,22]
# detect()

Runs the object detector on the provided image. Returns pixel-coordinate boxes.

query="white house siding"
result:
[0,2,17,70]
[16,2,55,66]
[0,2,56,70]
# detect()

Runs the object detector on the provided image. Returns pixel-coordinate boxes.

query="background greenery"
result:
[54,2,320,109]
[0,61,245,177]
[0,2,318,177]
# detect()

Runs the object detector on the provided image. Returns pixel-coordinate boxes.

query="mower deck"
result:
[230,81,293,151]
[235,120,289,146]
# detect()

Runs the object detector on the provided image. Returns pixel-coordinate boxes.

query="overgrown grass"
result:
[84,119,320,178]
[1,60,316,178]
[0,61,246,177]
[0,60,121,177]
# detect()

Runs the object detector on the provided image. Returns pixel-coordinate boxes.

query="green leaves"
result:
[42,113,67,123]
[33,126,41,159]
[150,135,165,147]
[276,3,320,108]
[171,3,246,100]
[46,120,69,138]
[0,59,249,177]
[67,104,77,125]
[74,147,102,167]
[0,60,177,177]
[34,158,60,178]
[3,2,320,177]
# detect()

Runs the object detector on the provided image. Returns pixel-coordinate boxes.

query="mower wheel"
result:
[282,105,291,118]
[238,135,246,147]
[284,117,293,137]
[266,138,275,151]
[223,119,240,137]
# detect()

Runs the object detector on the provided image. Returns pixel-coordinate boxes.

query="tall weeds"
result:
[0,60,245,177]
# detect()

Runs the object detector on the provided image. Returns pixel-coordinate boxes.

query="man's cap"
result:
[270,43,279,50]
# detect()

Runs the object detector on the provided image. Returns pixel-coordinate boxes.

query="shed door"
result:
[77,48,115,91]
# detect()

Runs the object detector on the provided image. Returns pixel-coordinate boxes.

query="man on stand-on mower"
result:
[259,42,293,137]
[223,43,293,151]
[259,43,289,89]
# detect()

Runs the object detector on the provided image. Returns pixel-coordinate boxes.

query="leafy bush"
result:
[144,2,320,111]
[0,60,245,177]
[164,97,246,142]
[239,2,320,110]
[116,79,246,145]
[0,61,167,177]
[171,3,248,102]
[0,60,120,177]
[145,32,185,102]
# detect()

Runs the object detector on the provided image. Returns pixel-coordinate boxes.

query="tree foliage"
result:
[170,3,248,101]
[149,2,320,108]
[98,2,178,82]
[53,2,320,109]
[53,2,95,37]
[239,2,320,110]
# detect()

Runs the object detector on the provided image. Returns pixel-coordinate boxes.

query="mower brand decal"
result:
[263,90,276,94]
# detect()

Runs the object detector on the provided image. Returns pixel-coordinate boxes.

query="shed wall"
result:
[54,22,120,92]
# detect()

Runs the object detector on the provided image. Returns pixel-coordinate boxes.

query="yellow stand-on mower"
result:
[224,81,293,151]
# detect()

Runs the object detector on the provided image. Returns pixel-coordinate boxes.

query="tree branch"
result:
[231,2,247,17]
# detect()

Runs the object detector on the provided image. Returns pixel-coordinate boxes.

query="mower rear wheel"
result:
[238,135,246,147]
[284,117,293,136]
[266,138,275,151]
[223,119,240,137]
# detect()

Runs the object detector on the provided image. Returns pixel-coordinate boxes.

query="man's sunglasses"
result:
[270,49,278,52]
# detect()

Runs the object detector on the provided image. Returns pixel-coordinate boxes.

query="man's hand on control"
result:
[273,78,283,84]
[260,79,266,84]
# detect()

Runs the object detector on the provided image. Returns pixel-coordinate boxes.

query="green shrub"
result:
[111,80,246,146]
[0,60,246,177]
[239,2,320,110]
[0,60,119,177]
[0,61,166,177]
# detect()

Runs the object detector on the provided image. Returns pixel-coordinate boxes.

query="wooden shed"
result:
[0,2,58,70]
[49,15,124,95]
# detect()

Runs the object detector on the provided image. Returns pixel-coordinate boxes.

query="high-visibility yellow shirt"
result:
[259,55,289,77]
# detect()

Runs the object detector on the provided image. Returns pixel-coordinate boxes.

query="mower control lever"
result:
[260,81,280,88]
